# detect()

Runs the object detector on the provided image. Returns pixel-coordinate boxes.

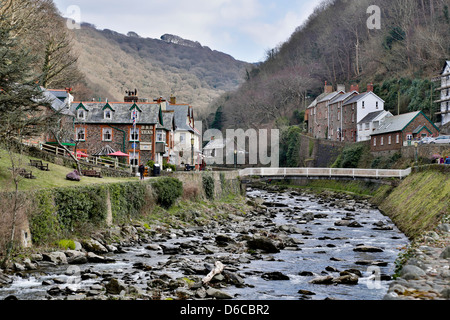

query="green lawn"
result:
[0,148,137,192]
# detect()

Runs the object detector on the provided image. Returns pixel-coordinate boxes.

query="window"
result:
[76,127,85,141]
[103,128,112,141]
[374,138,377,147]
[352,113,355,123]
[131,109,139,122]
[129,151,139,166]
[180,133,186,145]
[365,123,370,130]
[130,128,139,141]
[381,137,384,145]
[157,131,166,142]
[104,110,112,120]
[388,135,392,145]
[77,109,85,120]
[362,101,365,109]
[396,134,400,144]
[338,110,341,121]
[376,101,379,109]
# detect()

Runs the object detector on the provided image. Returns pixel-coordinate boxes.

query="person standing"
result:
[138,163,145,180]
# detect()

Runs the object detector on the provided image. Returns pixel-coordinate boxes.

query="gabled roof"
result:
[358,110,387,124]
[441,60,450,75]
[71,102,163,125]
[166,104,194,132]
[317,91,344,103]
[330,91,358,104]
[343,91,384,106]
[371,111,439,136]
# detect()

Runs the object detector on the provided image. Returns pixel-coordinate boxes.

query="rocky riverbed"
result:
[1,186,446,301]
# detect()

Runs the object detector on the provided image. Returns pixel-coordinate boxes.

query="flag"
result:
[132,109,137,126]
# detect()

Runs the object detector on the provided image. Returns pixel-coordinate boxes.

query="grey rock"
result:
[43,251,68,265]
[82,239,108,254]
[247,237,280,253]
[439,246,450,259]
[105,278,126,295]
[206,287,233,299]
[332,274,359,285]
[400,265,426,280]
[353,245,384,253]
[66,170,81,181]
[309,275,334,285]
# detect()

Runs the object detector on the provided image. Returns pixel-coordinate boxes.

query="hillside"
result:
[209,0,450,130]
[70,24,252,119]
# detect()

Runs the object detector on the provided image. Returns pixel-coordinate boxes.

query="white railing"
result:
[239,167,412,179]
[41,144,132,172]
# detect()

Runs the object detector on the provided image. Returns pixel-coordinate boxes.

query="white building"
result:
[435,61,450,127]
[357,110,393,142]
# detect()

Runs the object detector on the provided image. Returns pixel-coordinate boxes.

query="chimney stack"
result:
[337,84,346,92]
[324,81,333,94]
[124,89,139,103]
[367,83,374,92]
[350,84,360,93]
[170,95,176,105]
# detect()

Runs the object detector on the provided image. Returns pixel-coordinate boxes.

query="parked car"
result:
[419,137,435,144]
[430,135,450,144]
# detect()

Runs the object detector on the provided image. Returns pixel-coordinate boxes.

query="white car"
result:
[430,135,450,144]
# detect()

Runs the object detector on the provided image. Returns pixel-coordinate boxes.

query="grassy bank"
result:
[0,148,136,192]
[375,166,450,239]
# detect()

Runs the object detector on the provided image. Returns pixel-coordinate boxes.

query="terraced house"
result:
[306,82,386,142]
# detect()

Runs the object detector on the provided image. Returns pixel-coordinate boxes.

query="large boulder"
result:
[105,278,126,295]
[440,246,450,259]
[42,251,68,265]
[247,237,280,253]
[82,239,108,254]
[400,265,426,280]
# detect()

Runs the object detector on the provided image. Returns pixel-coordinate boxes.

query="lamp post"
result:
[414,142,419,167]
[191,137,195,170]
[234,149,237,169]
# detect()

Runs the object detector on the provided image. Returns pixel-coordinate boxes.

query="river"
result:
[0,186,410,300]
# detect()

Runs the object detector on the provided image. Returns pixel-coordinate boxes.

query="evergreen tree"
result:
[0,19,48,143]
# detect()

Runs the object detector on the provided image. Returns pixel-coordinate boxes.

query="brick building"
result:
[306,82,385,142]
[72,100,165,166]
[370,111,440,153]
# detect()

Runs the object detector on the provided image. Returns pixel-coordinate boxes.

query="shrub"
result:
[202,175,215,200]
[57,239,76,250]
[152,177,183,208]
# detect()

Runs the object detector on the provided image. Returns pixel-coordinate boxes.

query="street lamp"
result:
[191,137,195,170]
[414,142,419,167]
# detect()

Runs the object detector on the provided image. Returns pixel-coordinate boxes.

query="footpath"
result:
[384,223,450,300]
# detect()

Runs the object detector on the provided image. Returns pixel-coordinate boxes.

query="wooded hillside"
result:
[209,0,450,131]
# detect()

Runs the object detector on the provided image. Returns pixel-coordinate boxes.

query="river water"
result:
[0,187,410,300]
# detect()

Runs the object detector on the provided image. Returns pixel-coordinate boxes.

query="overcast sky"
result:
[53,0,323,63]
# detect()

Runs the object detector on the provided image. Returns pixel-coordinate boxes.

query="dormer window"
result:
[77,109,85,120]
[104,110,112,120]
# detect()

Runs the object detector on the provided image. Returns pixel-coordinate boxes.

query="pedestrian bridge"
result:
[238,167,412,181]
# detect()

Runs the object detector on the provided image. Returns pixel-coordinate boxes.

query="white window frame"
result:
[381,137,384,146]
[76,127,86,141]
[396,134,400,144]
[103,128,112,141]
[129,151,139,166]
[130,128,140,141]
[374,137,377,147]
[104,110,112,120]
[77,109,85,120]
[388,135,392,145]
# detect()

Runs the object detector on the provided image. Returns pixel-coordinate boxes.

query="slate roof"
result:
[157,111,175,131]
[71,102,163,125]
[358,111,386,124]
[343,91,384,106]
[166,104,194,132]
[330,91,358,104]
[372,111,422,135]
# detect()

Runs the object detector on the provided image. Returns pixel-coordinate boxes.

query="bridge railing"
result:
[238,167,412,179]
